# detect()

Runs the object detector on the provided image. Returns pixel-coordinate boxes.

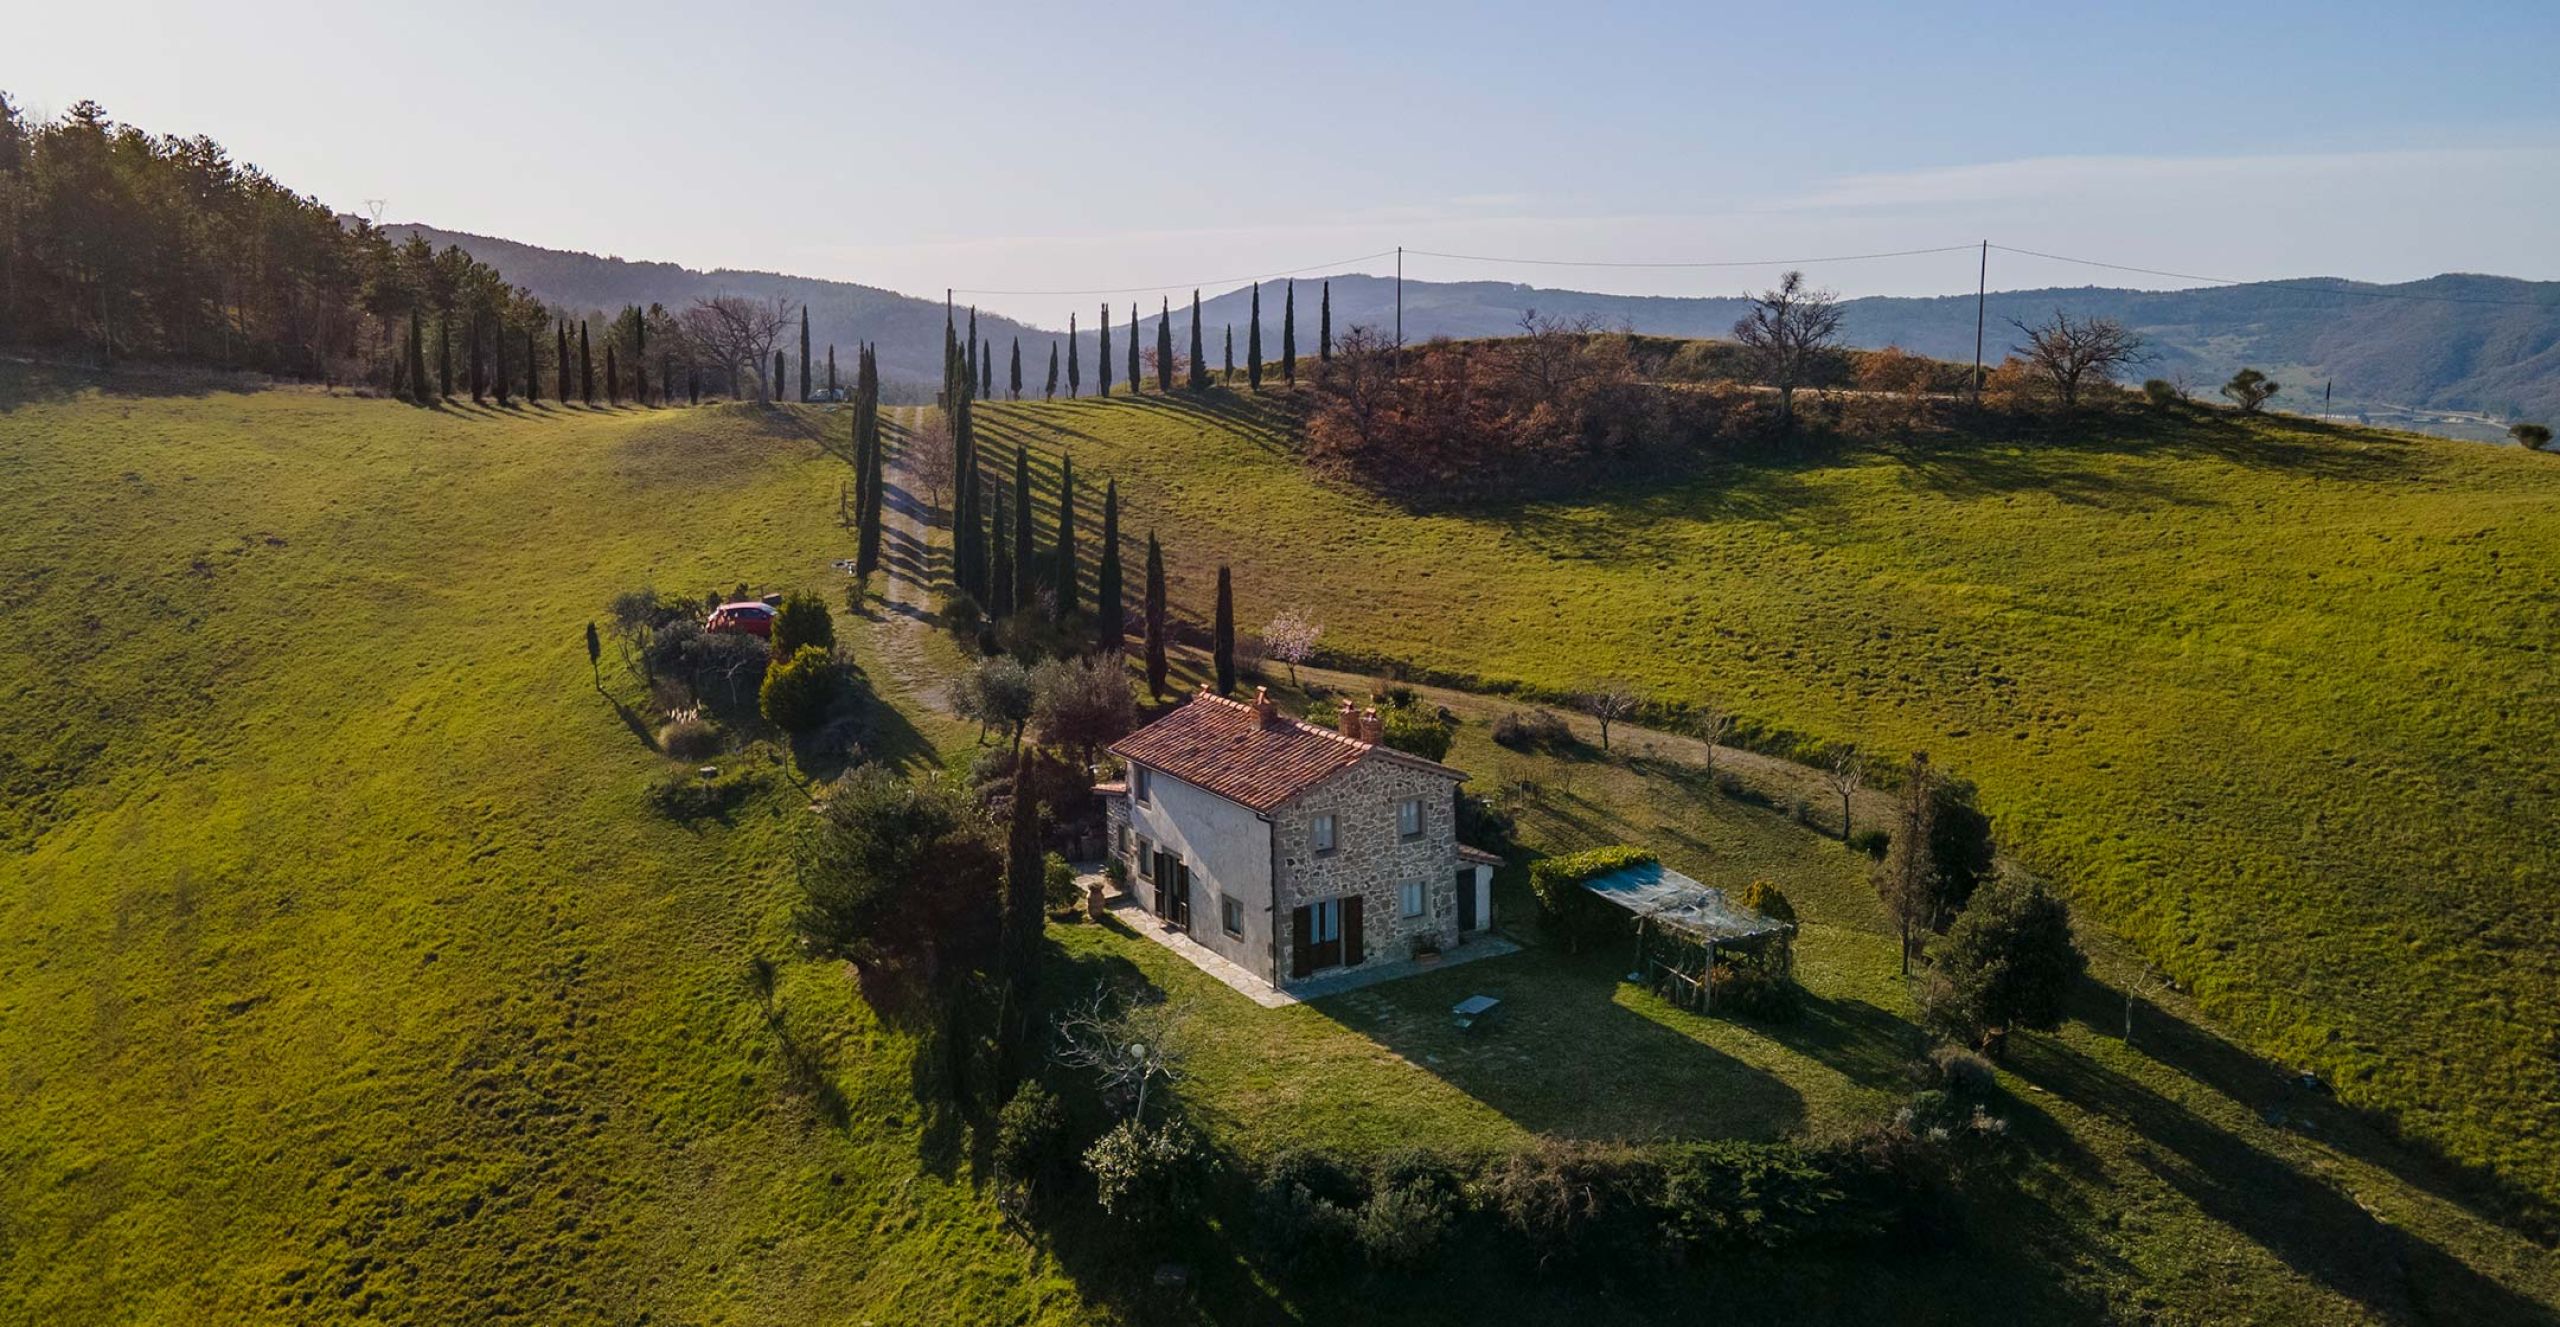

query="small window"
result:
[1397,797,1423,840]
[1221,896,1244,937]
[1400,881,1425,919]
[1135,836,1153,877]
[1308,898,1342,944]
[1134,767,1152,803]
[1311,813,1337,855]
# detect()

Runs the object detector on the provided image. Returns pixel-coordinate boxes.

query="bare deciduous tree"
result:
[2010,311,2148,409]
[1731,270,1845,428]
[1262,608,1322,685]
[908,412,956,520]
[1577,679,1642,752]
[1694,700,1734,780]
[1823,742,1865,842]
[1051,985,1188,1124]
[1313,324,1400,449]
[681,294,794,402]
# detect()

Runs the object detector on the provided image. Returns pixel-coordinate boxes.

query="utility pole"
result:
[1971,240,1988,405]
[1395,246,1404,346]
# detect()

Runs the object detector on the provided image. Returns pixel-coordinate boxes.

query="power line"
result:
[1403,243,1977,270]
[1988,244,2559,310]
[950,248,1397,298]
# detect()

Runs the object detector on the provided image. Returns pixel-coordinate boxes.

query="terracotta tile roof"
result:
[1457,844,1505,866]
[1110,688,1464,813]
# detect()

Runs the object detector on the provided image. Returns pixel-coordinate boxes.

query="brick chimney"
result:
[1359,707,1384,743]
[1252,686,1277,725]
[1337,699,1362,739]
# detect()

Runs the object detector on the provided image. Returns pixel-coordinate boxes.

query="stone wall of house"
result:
[1276,754,1461,976]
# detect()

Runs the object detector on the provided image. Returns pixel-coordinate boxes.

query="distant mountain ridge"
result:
[1176,273,2560,424]
[381,223,1042,392]
[394,222,2560,424]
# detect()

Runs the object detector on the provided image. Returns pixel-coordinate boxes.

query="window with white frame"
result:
[1399,881,1425,918]
[1311,813,1337,855]
[1397,796,1423,840]
[1221,896,1244,937]
[1135,835,1154,877]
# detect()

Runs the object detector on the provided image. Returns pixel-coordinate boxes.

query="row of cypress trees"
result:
[944,278,1340,406]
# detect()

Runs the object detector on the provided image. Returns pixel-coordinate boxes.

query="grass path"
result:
[863,405,952,720]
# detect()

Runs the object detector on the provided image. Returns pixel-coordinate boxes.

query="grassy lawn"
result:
[0,372,1070,1325]
[6,373,2557,1325]
[972,389,2560,1220]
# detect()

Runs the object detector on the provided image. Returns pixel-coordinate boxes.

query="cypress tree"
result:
[1045,341,1059,399]
[556,322,571,400]
[578,323,594,404]
[798,306,811,402]
[1247,283,1263,391]
[494,318,511,405]
[1282,279,1297,384]
[1009,336,1022,400]
[407,311,430,405]
[1126,301,1139,395]
[966,306,979,389]
[1097,304,1111,398]
[773,349,786,403]
[523,329,538,404]
[849,366,873,533]
[468,309,486,403]
[635,313,648,404]
[1224,325,1234,382]
[989,471,1014,619]
[855,347,884,583]
[1052,455,1077,620]
[981,340,992,400]
[1143,531,1169,699]
[1156,298,1173,392]
[1187,290,1207,390]
[1095,478,1123,654]
[1012,445,1033,613]
[828,343,837,396]
[438,316,453,398]
[1067,313,1080,397]
[1212,565,1236,696]
[605,345,620,406]
[1321,280,1332,362]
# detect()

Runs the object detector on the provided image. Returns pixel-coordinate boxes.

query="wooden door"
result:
[1456,868,1477,932]
[1171,863,1193,931]
[1290,904,1312,978]
[1344,895,1365,967]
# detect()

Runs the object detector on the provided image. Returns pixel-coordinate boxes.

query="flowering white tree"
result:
[1263,607,1322,686]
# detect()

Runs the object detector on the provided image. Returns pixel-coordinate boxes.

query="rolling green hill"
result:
[968,389,2560,1218]
[0,374,1085,1324]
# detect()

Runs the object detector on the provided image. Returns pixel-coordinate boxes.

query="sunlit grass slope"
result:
[0,375,1077,1325]
[975,390,2560,1213]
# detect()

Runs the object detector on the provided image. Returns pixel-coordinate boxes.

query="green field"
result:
[973,390,2560,1217]
[5,372,2558,1324]
[0,375,1080,1324]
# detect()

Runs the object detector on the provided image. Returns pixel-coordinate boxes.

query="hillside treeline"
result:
[0,97,538,382]
[1302,318,1983,501]
[0,96,787,404]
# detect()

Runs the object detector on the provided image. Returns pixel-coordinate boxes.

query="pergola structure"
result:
[1581,860,1793,1013]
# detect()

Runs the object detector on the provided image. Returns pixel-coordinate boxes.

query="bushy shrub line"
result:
[1527,845,1655,952]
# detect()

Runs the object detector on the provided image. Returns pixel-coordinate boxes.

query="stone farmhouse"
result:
[1100,687,1500,993]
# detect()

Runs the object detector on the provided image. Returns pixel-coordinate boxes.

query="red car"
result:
[706,601,775,638]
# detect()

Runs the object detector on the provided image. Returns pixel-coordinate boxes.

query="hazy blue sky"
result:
[17,1,2559,326]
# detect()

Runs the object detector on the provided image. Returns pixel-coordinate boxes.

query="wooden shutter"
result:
[1344,895,1365,967]
[1290,905,1313,978]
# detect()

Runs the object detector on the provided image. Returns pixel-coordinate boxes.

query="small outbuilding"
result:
[1579,859,1793,1013]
